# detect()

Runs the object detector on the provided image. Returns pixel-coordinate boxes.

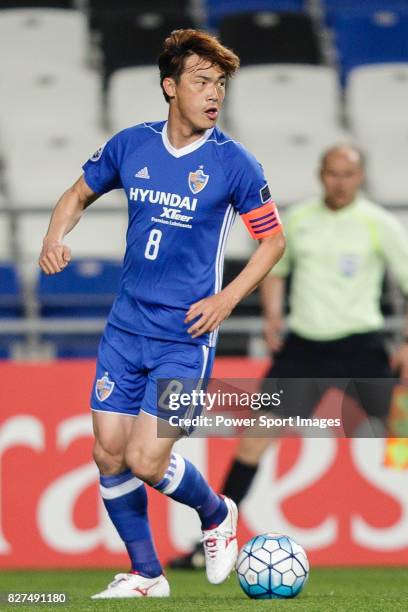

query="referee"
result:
[256,143,408,432]
[168,143,408,569]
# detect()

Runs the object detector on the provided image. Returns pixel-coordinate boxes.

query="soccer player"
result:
[38,29,285,598]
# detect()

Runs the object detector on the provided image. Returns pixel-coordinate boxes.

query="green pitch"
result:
[0,568,407,612]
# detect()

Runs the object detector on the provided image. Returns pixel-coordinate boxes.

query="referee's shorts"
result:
[261,331,395,422]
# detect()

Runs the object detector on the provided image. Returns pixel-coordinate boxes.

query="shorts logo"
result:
[96,371,115,401]
[188,166,209,194]
[90,142,106,162]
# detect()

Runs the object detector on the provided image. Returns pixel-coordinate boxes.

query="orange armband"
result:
[241,201,282,239]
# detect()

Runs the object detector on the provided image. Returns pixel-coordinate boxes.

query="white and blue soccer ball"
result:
[236,533,309,599]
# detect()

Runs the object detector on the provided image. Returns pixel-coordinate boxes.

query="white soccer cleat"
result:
[201,496,238,585]
[91,572,170,599]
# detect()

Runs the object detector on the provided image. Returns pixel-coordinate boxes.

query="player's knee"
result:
[93,439,126,474]
[125,445,166,484]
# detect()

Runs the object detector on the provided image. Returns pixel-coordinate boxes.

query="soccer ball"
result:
[236,533,309,599]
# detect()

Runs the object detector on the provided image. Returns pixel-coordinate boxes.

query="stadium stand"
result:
[0,214,22,357]
[87,0,192,39]
[362,128,408,207]
[0,264,23,357]
[394,206,408,234]
[0,263,23,318]
[322,0,408,24]
[0,8,88,69]
[205,0,306,28]
[15,210,126,356]
[87,0,189,14]
[345,62,408,207]
[228,65,339,131]
[347,63,408,138]
[232,125,349,205]
[38,259,122,356]
[93,188,128,209]
[98,11,195,81]
[0,212,12,261]
[38,259,122,319]
[0,68,102,136]
[16,211,127,261]
[87,0,189,15]
[331,8,408,84]
[5,129,112,208]
[0,1,73,7]
[219,11,322,65]
[108,66,168,132]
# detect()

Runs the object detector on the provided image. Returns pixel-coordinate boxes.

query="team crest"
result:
[96,372,115,401]
[188,166,209,194]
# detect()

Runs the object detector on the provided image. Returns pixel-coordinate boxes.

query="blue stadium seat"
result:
[38,259,122,357]
[0,263,24,358]
[39,259,122,318]
[333,10,408,84]
[205,0,305,29]
[0,263,23,318]
[323,0,408,25]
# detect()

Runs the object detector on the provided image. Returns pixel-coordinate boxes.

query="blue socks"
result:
[100,455,227,576]
[153,453,228,530]
[100,469,162,578]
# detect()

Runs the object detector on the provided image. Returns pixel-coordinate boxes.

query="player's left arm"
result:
[185,231,285,338]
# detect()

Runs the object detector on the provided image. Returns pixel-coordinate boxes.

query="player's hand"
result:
[264,316,284,352]
[38,238,71,275]
[390,343,408,380]
[185,291,236,338]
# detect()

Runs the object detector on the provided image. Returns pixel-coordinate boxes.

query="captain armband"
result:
[241,201,283,239]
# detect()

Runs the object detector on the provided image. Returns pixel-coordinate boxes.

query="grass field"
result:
[0,568,407,612]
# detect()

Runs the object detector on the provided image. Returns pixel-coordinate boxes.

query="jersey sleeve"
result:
[228,145,283,239]
[82,134,122,194]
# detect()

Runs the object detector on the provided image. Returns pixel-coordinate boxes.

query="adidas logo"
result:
[135,166,150,179]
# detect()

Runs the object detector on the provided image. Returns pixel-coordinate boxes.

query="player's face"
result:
[320,152,364,209]
[166,54,226,131]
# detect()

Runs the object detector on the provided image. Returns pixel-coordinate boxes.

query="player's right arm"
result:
[39,175,99,275]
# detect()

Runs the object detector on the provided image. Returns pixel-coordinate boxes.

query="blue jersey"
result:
[82,121,281,346]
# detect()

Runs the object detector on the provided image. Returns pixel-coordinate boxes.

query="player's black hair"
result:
[158,29,240,102]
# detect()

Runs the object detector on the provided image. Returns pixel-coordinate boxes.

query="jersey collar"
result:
[161,121,214,158]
